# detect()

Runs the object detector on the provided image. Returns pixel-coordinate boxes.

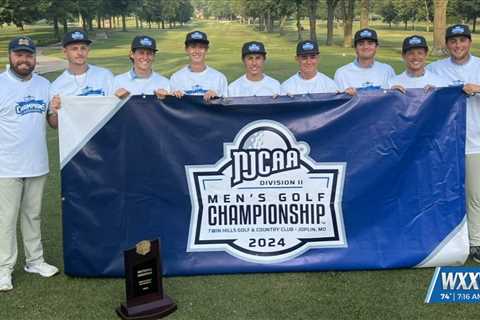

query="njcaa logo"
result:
[15,96,47,115]
[231,147,300,187]
[186,120,347,264]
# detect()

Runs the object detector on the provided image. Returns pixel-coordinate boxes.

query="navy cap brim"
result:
[10,46,36,53]
[446,34,471,40]
[403,44,428,53]
[185,39,209,46]
[132,46,158,52]
[297,50,319,56]
[243,50,266,56]
[355,37,378,44]
[63,39,92,47]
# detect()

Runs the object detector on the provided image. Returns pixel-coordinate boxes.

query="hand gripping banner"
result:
[59,88,468,277]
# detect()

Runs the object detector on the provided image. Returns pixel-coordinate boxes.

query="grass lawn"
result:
[1,19,480,319]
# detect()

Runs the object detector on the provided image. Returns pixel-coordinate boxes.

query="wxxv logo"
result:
[185,120,347,264]
[425,267,480,303]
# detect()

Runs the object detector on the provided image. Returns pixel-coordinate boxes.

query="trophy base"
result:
[116,295,177,320]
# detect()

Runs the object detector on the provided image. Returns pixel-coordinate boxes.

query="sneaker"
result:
[24,262,59,278]
[0,273,13,291]
[471,246,480,263]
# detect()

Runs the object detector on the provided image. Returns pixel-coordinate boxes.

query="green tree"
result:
[114,0,132,31]
[76,0,98,30]
[0,0,42,30]
[379,0,397,28]
[341,0,355,47]
[176,0,194,25]
[394,0,419,30]
[453,0,480,32]
[306,0,318,42]
[360,0,369,27]
[433,0,448,54]
[38,0,77,39]
[326,0,340,45]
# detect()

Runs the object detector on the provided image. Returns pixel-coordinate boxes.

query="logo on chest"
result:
[15,96,47,116]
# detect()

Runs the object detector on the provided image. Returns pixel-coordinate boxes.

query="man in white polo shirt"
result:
[113,35,170,99]
[0,36,59,292]
[389,35,446,91]
[228,41,280,97]
[428,24,480,262]
[334,28,395,95]
[281,40,338,95]
[49,30,114,127]
[170,30,228,101]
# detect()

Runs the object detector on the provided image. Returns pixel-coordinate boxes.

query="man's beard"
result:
[9,57,35,78]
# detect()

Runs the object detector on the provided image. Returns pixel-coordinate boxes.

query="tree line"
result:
[0,0,194,39]
[193,0,477,53]
[2,0,478,53]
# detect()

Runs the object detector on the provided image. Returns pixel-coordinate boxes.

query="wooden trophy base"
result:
[116,295,177,320]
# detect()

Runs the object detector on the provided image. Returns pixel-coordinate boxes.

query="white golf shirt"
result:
[228,74,280,97]
[428,55,480,154]
[281,72,338,95]
[50,64,114,98]
[388,70,448,89]
[113,69,170,95]
[170,65,228,97]
[334,60,396,91]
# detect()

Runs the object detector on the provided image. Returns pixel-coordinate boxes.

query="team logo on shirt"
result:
[186,120,347,264]
[71,31,85,40]
[185,84,208,95]
[359,81,381,90]
[15,96,47,115]
[449,79,465,86]
[451,26,465,34]
[78,86,105,96]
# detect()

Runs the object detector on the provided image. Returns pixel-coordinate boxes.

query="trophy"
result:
[116,239,177,319]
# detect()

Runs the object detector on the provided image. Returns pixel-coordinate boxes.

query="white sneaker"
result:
[0,273,13,291]
[24,262,59,278]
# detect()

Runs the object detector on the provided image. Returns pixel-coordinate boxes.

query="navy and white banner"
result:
[60,88,468,277]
